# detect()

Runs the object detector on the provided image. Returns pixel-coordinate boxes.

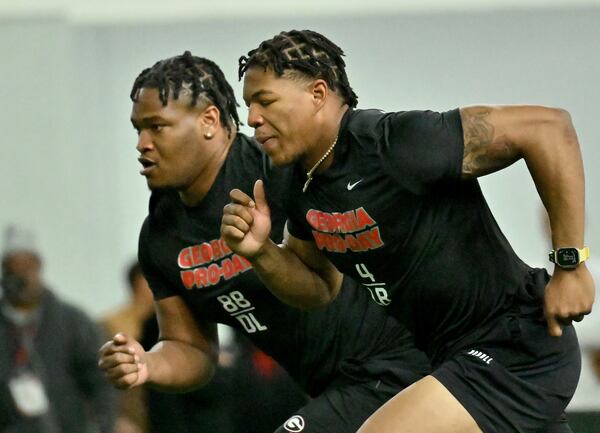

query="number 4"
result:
[355,263,375,282]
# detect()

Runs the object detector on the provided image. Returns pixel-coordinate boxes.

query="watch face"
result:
[557,248,579,267]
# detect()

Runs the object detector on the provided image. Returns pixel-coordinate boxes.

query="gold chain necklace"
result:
[302,135,338,193]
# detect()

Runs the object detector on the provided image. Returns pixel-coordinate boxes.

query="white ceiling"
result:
[2,0,600,24]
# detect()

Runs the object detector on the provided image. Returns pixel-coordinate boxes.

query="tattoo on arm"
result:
[460,107,520,178]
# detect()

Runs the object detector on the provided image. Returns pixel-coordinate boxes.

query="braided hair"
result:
[239,30,358,108]
[131,51,240,134]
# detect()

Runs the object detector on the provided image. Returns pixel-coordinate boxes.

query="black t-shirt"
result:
[286,109,532,364]
[138,133,428,396]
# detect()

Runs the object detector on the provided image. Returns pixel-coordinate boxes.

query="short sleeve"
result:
[284,191,313,241]
[263,162,294,244]
[138,219,174,300]
[378,108,464,195]
[286,216,313,241]
[262,155,314,242]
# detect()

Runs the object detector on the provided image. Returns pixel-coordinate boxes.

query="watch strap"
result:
[548,246,590,266]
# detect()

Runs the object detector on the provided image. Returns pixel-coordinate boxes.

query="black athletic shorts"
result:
[433,270,581,433]
[274,352,429,433]
[273,377,399,433]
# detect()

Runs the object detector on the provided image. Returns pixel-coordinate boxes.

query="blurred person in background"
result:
[102,262,154,342]
[101,262,154,433]
[0,226,116,433]
[98,51,430,433]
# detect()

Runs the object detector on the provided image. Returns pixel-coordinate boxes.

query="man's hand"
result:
[221,180,272,259]
[98,333,149,389]
[544,265,595,337]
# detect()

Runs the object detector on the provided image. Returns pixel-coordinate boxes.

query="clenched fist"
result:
[98,333,149,389]
[221,179,272,259]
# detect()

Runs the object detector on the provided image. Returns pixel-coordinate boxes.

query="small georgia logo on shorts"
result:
[284,415,305,432]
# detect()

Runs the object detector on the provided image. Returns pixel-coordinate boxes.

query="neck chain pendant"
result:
[302,176,313,193]
[302,135,338,193]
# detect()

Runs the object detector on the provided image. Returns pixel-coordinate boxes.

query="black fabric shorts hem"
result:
[272,376,404,433]
[432,315,580,433]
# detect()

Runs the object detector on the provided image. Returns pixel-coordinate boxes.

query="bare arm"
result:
[252,228,343,309]
[221,179,342,309]
[99,295,218,393]
[460,105,595,335]
[461,105,583,247]
[145,296,218,391]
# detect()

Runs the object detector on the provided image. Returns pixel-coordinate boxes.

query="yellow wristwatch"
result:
[548,246,590,269]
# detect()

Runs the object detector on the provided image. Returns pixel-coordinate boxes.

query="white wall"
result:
[1,8,598,317]
[2,0,600,23]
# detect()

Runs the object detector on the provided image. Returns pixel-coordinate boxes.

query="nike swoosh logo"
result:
[347,179,363,190]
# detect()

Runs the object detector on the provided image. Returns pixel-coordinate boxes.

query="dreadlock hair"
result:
[131,51,240,135]
[239,30,358,108]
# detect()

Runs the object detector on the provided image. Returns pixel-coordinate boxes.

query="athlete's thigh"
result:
[357,375,483,433]
[273,379,397,433]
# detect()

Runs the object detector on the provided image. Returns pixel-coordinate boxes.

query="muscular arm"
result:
[460,105,594,335]
[221,180,342,309]
[251,228,343,309]
[144,296,218,392]
[99,296,218,393]
[460,105,584,248]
